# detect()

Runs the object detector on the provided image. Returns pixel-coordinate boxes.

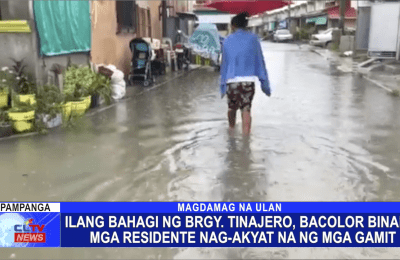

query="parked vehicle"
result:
[273,29,293,42]
[129,38,155,87]
[309,28,335,47]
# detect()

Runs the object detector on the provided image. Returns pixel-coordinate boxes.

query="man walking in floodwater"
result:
[220,12,271,135]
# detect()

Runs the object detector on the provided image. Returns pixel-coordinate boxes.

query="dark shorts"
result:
[226,82,255,111]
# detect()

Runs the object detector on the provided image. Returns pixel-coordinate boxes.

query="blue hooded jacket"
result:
[220,29,270,98]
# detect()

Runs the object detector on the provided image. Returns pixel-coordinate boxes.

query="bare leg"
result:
[242,109,252,135]
[228,109,237,129]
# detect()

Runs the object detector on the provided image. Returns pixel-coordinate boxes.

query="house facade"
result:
[253,0,357,36]
[0,0,90,86]
[91,1,162,76]
[0,0,194,85]
[193,0,233,37]
[92,0,194,75]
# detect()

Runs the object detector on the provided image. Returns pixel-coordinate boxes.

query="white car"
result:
[309,28,335,47]
[273,29,293,42]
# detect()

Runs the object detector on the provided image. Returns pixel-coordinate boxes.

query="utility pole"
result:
[339,0,346,35]
[162,0,167,37]
[287,1,291,30]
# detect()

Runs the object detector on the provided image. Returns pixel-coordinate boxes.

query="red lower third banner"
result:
[14,233,46,243]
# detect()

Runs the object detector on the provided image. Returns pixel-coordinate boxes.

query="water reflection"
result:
[222,134,267,202]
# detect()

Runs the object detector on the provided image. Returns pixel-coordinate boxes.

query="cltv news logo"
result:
[14,218,46,243]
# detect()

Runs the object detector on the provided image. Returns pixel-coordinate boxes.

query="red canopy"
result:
[206,0,291,16]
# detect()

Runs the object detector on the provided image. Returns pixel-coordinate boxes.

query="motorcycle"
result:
[174,30,192,71]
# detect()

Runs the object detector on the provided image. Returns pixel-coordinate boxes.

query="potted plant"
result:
[64,83,90,117]
[88,73,112,108]
[0,109,13,137]
[10,59,36,106]
[7,103,36,133]
[35,84,64,128]
[0,68,15,108]
[63,65,95,116]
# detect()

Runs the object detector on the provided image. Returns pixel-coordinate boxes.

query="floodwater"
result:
[2,42,400,258]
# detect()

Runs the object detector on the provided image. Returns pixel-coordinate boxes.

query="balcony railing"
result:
[325,0,339,8]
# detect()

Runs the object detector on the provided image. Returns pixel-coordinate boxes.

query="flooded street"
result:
[2,42,400,258]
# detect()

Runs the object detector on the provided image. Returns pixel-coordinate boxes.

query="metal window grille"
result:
[116,0,136,34]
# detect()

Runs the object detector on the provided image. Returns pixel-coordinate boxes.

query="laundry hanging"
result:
[33,1,91,56]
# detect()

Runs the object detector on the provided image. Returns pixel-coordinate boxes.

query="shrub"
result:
[63,66,96,101]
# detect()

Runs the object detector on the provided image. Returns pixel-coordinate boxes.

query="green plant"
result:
[391,89,400,97]
[16,79,36,95]
[89,74,112,105]
[8,58,36,95]
[330,42,340,52]
[299,28,309,40]
[10,58,27,77]
[63,66,97,99]
[0,68,17,92]
[0,109,10,124]
[64,83,89,102]
[8,103,35,113]
[36,84,64,118]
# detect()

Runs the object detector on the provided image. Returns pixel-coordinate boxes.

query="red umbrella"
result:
[206,0,291,16]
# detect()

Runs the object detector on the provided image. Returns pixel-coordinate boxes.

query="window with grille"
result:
[216,23,228,31]
[116,0,136,34]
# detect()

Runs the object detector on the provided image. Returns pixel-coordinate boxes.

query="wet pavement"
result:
[2,42,400,258]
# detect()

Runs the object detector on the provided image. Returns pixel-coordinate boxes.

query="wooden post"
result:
[162,0,167,37]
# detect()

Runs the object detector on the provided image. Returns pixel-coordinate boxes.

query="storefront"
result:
[269,21,276,31]
[303,14,328,32]
[248,16,263,36]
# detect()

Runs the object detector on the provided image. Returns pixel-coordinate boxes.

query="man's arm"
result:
[220,42,228,98]
[254,37,271,97]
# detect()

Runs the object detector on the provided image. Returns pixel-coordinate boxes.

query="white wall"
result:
[248,17,263,27]
[315,1,326,11]
[197,14,233,24]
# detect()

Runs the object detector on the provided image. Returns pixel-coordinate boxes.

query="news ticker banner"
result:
[3,202,400,247]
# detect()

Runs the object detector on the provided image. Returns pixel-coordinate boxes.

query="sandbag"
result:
[109,69,124,85]
[111,79,126,100]
[94,63,126,100]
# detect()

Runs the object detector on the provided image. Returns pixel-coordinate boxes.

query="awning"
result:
[176,12,199,21]
[306,16,328,25]
[205,0,291,16]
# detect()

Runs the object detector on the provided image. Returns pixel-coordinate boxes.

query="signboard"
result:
[279,20,287,28]
[306,16,327,25]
